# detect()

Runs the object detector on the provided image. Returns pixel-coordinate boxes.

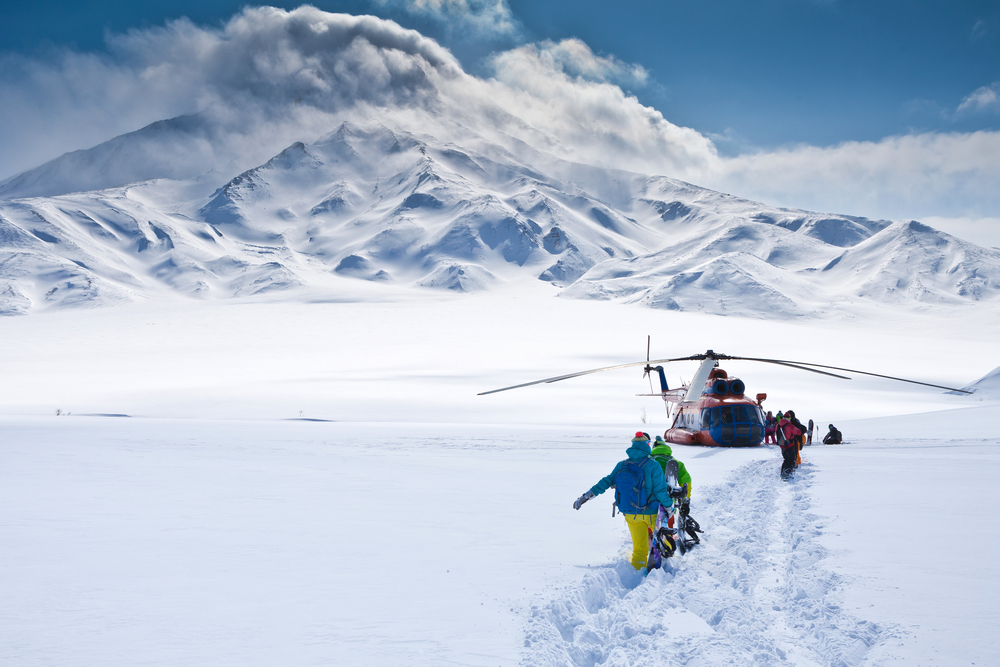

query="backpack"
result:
[779,420,801,446]
[614,457,652,514]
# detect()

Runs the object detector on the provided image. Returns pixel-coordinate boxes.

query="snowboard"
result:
[664,458,687,556]
[647,458,703,570]
[807,419,814,445]
[646,503,676,570]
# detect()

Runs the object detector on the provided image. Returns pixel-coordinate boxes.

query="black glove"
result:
[573,490,595,510]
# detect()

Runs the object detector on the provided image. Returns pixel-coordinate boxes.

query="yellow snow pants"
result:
[624,513,657,570]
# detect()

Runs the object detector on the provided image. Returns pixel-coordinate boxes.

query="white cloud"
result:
[472,40,714,178]
[516,39,649,86]
[707,131,1000,222]
[372,0,519,37]
[922,216,1000,249]
[957,82,1000,114]
[972,19,988,41]
[0,7,712,186]
[0,7,464,178]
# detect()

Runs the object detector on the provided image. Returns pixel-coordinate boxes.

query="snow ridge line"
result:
[520,458,895,666]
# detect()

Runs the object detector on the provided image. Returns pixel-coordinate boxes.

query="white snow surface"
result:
[960,364,1000,398]
[2,292,999,666]
[3,119,1000,319]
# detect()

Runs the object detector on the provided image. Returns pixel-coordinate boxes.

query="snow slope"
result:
[3,120,1000,318]
[3,415,997,667]
[0,115,220,200]
[960,364,1000,398]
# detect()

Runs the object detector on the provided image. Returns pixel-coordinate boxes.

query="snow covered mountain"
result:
[2,118,999,317]
[961,364,1000,398]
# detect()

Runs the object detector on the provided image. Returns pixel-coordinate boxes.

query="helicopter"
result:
[479,345,972,447]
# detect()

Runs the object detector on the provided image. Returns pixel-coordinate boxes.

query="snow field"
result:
[2,293,998,666]
[807,436,1000,667]
[0,294,993,424]
[0,418,640,666]
[4,414,998,666]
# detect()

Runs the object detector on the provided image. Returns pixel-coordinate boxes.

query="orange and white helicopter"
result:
[480,346,971,447]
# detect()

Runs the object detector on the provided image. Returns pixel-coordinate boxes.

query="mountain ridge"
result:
[2,117,999,317]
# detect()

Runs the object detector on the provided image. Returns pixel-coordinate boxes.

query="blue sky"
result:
[0,1,998,244]
[2,0,997,152]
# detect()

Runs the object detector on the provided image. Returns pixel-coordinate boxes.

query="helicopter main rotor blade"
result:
[736,358,852,380]
[477,355,704,396]
[724,355,973,394]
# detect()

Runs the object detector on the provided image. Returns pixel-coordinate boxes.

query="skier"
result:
[573,432,674,571]
[822,424,843,444]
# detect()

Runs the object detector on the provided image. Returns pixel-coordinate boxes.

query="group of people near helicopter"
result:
[572,419,846,572]
[764,410,809,478]
[763,410,845,477]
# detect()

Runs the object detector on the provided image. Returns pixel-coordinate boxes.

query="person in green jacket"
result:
[651,435,692,515]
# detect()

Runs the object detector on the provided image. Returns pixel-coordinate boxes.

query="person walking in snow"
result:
[650,435,691,517]
[651,435,692,508]
[787,410,807,465]
[573,432,674,571]
[777,413,802,479]
[650,435,702,545]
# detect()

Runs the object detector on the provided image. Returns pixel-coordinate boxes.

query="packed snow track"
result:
[522,460,892,667]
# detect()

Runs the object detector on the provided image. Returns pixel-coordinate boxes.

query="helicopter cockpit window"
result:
[720,406,734,424]
[704,404,764,445]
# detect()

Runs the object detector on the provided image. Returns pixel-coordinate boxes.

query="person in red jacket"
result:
[777,414,802,479]
[786,410,807,465]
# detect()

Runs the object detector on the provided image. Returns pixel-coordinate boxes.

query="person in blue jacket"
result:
[573,432,674,571]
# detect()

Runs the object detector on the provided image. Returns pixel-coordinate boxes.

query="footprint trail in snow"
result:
[521,460,897,666]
